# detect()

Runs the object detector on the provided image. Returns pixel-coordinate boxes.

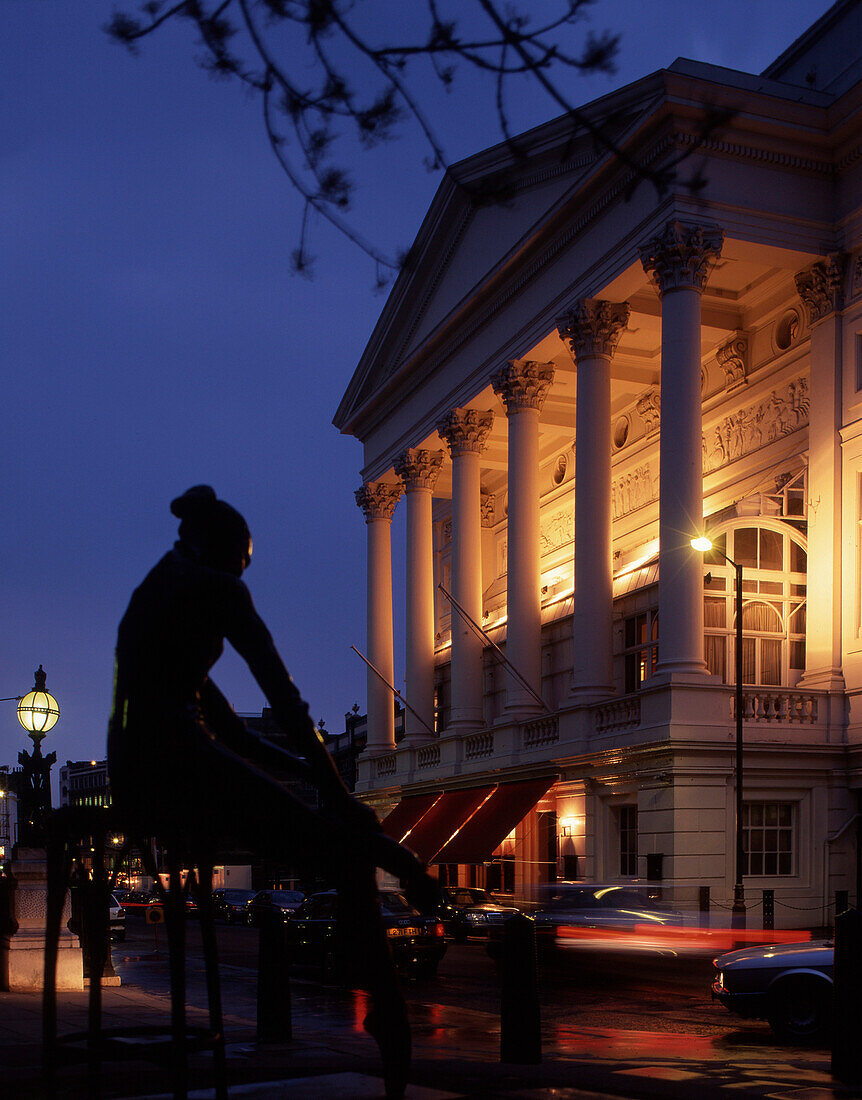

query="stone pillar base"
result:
[1,847,83,992]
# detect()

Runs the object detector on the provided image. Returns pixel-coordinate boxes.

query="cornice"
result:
[674,129,834,175]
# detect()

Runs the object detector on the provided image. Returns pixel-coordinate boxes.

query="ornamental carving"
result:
[702,375,809,474]
[394,448,444,492]
[492,360,555,412]
[716,333,748,392]
[853,253,862,299]
[540,509,574,553]
[437,408,494,457]
[612,464,657,519]
[795,253,847,325]
[355,480,402,521]
[639,220,724,294]
[556,299,630,361]
[636,391,660,434]
[480,490,496,528]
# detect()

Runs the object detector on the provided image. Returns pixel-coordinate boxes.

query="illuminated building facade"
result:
[334,2,862,926]
[59,759,111,809]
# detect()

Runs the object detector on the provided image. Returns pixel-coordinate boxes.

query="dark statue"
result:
[17,738,56,848]
[107,486,433,1097]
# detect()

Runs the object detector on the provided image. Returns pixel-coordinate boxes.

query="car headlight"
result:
[715,971,725,990]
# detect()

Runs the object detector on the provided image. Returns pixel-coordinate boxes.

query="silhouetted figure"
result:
[108,486,430,1097]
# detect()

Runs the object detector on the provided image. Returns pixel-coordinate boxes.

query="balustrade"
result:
[522,716,559,749]
[464,732,494,760]
[733,690,819,724]
[594,697,641,732]
[417,743,441,769]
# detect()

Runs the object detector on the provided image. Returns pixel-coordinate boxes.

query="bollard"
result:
[257,907,292,1043]
[698,885,711,928]
[832,908,862,1087]
[500,914,541,1065]
[762,889,774,931]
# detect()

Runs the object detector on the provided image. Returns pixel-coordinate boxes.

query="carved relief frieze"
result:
[702,375,809,474]
[716,333,748,392]
[636,390,660,434]
[441,520,452,546]
[612,464,657,519]
[795,253,847,325]
[540,509,574,554]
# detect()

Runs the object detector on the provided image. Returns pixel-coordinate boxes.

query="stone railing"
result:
[594,696,641,733]
[734,690,819,724]
[417,743,441,769]
[375,753,396,778]
[464,731,494,760]
[523,716,559,749]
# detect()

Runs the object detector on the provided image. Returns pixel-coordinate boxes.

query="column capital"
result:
[492,359,555,413]
[639,220,724,295]
[556,299,630,361]
[394,448,444,492]
[795,253,847,326]
[355,480,402,522]
[437,408,494,458]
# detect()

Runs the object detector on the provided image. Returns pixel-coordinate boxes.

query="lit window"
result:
[623,611,658,693]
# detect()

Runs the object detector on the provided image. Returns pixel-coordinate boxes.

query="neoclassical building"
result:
[334,1,862,926]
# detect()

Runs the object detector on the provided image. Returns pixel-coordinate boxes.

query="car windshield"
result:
[223,890,254,902]
[271,891,303,904]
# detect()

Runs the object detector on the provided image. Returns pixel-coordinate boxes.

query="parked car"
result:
[246,889,305,926]
[285,889,447,979]
[116,889,156,913]
[436,887,519,942]
[212,888,257,924]
[712,939,833,1041]
[109,893,126,942]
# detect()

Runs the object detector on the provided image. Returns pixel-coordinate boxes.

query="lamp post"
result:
[2,666,60,848]
[691,536,746,929]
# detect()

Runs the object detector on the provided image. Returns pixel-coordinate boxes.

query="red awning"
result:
[402,786,495,863]
[380,793,440,845]
[433,776,555,865]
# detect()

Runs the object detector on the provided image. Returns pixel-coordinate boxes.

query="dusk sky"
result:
[2,0,835,774]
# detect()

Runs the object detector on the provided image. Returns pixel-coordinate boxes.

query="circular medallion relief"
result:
[552,454,568,486]
[775,309,800,351]
[613,417,630,449]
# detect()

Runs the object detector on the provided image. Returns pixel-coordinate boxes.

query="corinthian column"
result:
[394,448,444,741]
[493,360,555,718]
[557,300,630,700]
[437,408,494,732]
[355,480,402,754]
[795,254,846,690]
[640,220,723,678]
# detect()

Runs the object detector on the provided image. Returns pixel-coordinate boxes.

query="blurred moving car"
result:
[116,889,156,913]
[246,889,305,926]
[712,939,833,1041]
[212,887,257,924]
[436,887,519,942]
[109,892,126,942]
[286,889,447,978]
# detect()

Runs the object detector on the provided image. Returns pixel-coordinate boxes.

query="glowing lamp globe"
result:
[691,536,713,553]
[17,665,59,740]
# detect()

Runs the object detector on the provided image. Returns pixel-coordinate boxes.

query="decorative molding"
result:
[795,253,847,325]
[703,375,809,474]
[492,359,555,413]
[480,490,496,528]
[556,299,630,361]
[437,408,494,457]
[394,448,444,492]
[852,253,862,299]
[612,464,657,520]
[675,129,834,175]
[636,390,661,434]
[639,220,724,295]
[716,332,749,392]
[355,480,402,522]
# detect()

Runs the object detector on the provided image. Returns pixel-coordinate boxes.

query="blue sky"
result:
[0,0,835,771]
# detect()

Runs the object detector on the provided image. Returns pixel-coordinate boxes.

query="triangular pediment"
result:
[334,70,668,435]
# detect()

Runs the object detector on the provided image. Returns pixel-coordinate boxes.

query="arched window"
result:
[703,521,807,687]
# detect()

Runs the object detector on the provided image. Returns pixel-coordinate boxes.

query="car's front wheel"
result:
[767,976,831,1042]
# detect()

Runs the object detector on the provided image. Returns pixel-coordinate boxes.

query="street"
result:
[113,914,836,1099]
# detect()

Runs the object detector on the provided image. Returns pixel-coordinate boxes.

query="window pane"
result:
[790,541,807,574]
[760,580,783,595]
[704,597,726,627]
[625,654,637,694]
[742,601,782,633]
[734,528,758,568]
[759,529,783,570]
[742,637,756,684]
[704,635,726,681]
[704,533,727,566]
[761,639,782,685]
[705,574,727,591]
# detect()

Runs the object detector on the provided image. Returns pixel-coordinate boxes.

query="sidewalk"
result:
[0,949,841,1100]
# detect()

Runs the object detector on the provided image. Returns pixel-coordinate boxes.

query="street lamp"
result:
[691,535,746,929]
[1,666,60,848]
[16,665,60,741]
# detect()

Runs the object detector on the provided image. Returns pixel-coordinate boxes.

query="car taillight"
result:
[432,921,445,938]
